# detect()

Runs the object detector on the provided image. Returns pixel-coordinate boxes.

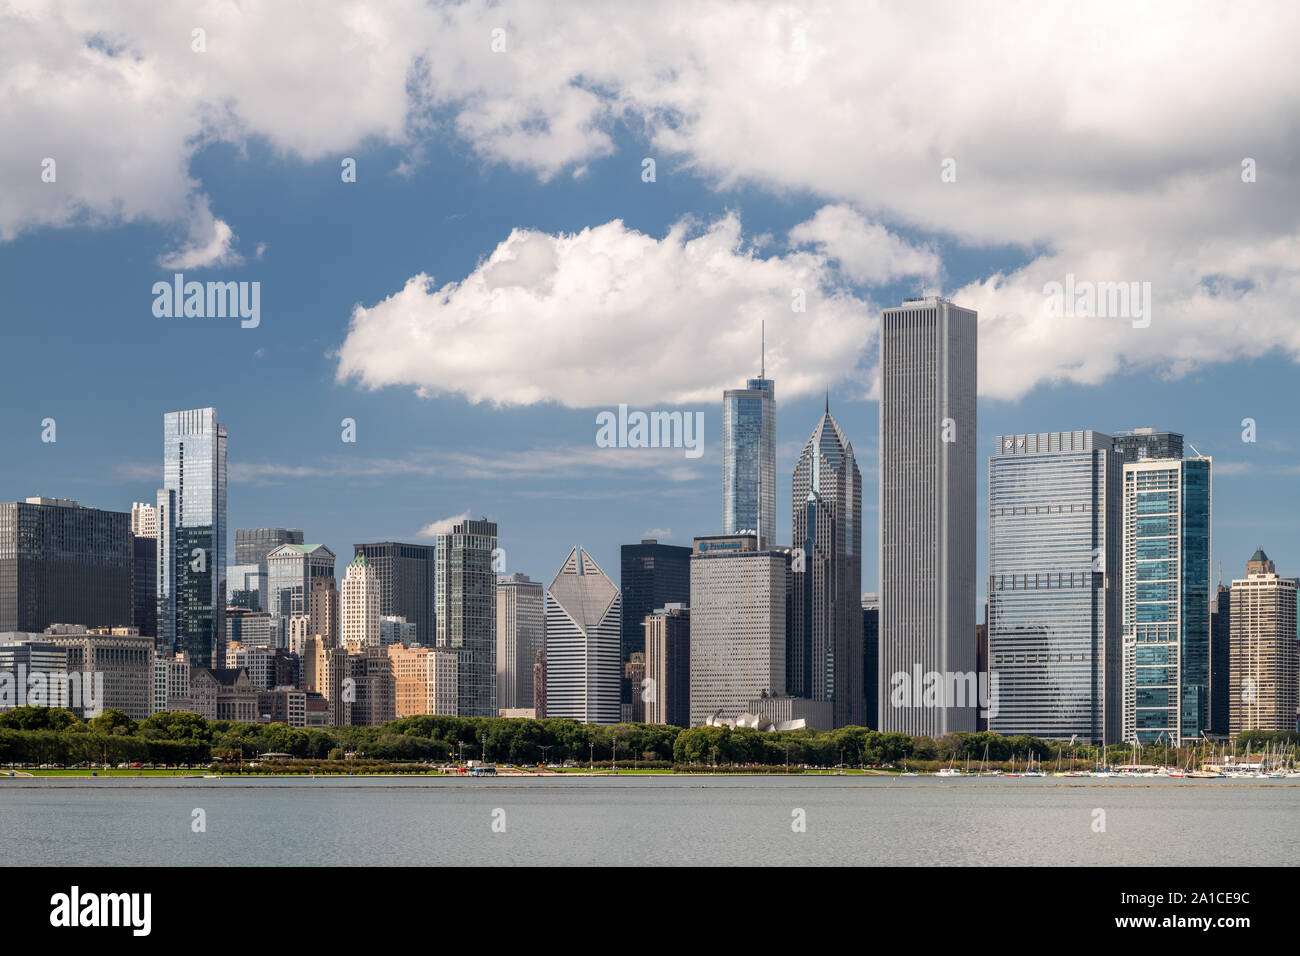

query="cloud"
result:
[788,205,941,286]
[335,213,874,407]
[158,197,239,269]
[417,511,471,538]
[641,527,673,539]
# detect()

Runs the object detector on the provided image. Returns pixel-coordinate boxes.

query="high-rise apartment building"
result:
[496,572,545,712]
[1121,456,1212,744]
[353,542,437,647]
[791,404,863,728]
[435,518,498,718]
[1210,580,1232,736]
[862,593,879,730]
[689,533,791,726]
[1228,549,1298,733]
[131,502,158,642]
[157,407,227,670]
[722,344,776,545]
[1111,428,1184,466]
[545,547,621,724]
[643,603,690,727]
[388,643,460,717]
[0,498,132,634]
[987,431,1122,743]
[340,555,380,651]
[878,297,977,735]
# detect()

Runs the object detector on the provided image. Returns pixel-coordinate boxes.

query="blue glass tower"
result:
[1122,456,1211,744]
[157,407,227,670]
[722,327,775,546]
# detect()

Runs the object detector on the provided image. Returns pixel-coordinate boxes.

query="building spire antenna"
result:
[761,320,765,379]
[825,389,829,415]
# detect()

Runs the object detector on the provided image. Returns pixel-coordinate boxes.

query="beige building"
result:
[1229,549,1299,733]
[341,556,380,652]
[309,576,340,645]
[171,668,259,722]
[389,643,459,717]
[153,653,190,714]
[44,624,153,720]
[644,604,690,727]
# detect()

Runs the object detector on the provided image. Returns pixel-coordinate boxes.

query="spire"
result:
[825,389,829,415]
[760,320,765,379]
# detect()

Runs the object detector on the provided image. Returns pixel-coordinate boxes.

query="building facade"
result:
[1121,456,1212,744]
[689,534,790,726]
[619,539,690,707]
[1228,549,1298,734]
[987,430,1122,743]
[545,547,621,724]
[131,502,158,641]
[353,542,437,647]
[435,519,498,718]
[157,408,228,670]
[790,405,863,728]
[643,603,690,727]
[266,544,336,619]
[722,360,776,545]
[496,572,545,712]
[1111,428,1184,466]
[878,297,977,735]
[340,555,380,651]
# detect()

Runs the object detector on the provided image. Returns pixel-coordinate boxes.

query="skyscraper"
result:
[862,593,879,730]
[435,518,498,718]
[790,403,863,728]
[265,544,336,619]
[619,539,690,707]
[689,533,792,726]
[1121,456,1212,744]
[353,542,437,647]
[130,502,158,642]
[340,555,380,651]
[0,498,132,633]
[1228,549,1298,734]
[878,297,977,735]
[234,528,304,566]
[496,572,545,712]
[643,603,691,727]
[722,331,776,545]
[545,547,621,724]
[1210,578,1232,736]
[157,407,227,670]
[987,431,1122,743]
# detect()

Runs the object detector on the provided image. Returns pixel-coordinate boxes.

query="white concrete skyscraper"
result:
[341,554,381,651]
[497,572,545,712]
[878,297,977,735]
[545,547,621,724]
[722,326,776,546]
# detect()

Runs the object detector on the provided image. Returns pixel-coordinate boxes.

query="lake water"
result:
[4,775,1296,866]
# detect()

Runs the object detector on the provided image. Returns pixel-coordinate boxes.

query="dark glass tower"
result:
[619,539,690,707]
[435,519,498,717]
[353,542,437,646]
[1209,581,1232,736]
[234,528,304,566]
[1111,428,1183,465]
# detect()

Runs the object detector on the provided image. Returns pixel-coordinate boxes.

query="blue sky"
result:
[1,2,1297,618]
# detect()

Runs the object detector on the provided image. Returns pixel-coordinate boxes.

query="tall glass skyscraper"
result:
[157,407,227,670]
[435,518,498,717]
[879,297,977,735]
[722,337,775,545]
[1121,456,1212,744]
[987,431,1122,743]
[790,404,863,728]
[545,547,622,724]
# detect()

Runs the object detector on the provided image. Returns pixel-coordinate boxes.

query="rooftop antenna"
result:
[761,320,765,379]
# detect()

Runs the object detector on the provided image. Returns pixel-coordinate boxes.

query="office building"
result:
[225,607,273,649]
[265,544,336,619]
[791,403,863,728]
[1210,579,1232,736]
[1121,456,1212,744]
[1111,428,1184,466]
[0,497,132,634]
[545,547,621,724]
[0,639,70,711]
[722,340,776,544]
[435,518,498,718]
[879,297,977,735]
[353,542,437,647]
[689,533,791,726]
[340,555,380,651]
[157,408,228,670]
[226,640,275,689]
[152,654,190,714]
[619,539,689,709]
[623,653,647,722]
[235,528,304,566]
[643,603,690,727]
[1229,549,1298,733]
[863,593,879,730]
[43,624,153,720]
[227,563,266,611]
[308,576,339,646]
[496,572,545,712]
[389,643,460,717]
[987,431,1122,743]
[130,502,158,641]
[380,615,417,647]
[344,645,396,726]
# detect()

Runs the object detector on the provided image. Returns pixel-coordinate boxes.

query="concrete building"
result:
[436,519,498,718]
[156,408,228,671]
[226,641,275,690]
[0,498,132,634]
[1111,428,1184,466]
[790,403,863,728]
[225,607,273,650]
[388,643,459,717]
[545,547,621,724]
[1121,456,1212,744]
[257,687,307,727]
[152,654,190,714]
[340,555,380,651]
[620,540,690,710]
[0,639,71,711]
[643,603,690,727]
[266,544,336,619]
[171,667,259,722]
[41,624,153,720]
[623,653,647,722]
[987,430,1122,743]
[344,646,395,726]
[353,542,437,647]
[1229,549,1298,733]
[496,573,545,712]
[130,502,158,642]
[689,533,791,726]
[878,297,977,735]
[379,615,417,647]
